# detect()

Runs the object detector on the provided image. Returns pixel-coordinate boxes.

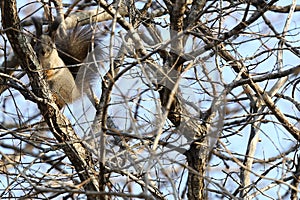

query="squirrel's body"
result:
[32,18,97,108]
[34,34,80,108]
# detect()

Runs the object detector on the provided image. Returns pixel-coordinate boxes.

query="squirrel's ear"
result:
[49,18,61,39]
[32,17,43,37]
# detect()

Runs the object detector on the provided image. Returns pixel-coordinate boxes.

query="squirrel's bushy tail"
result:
[55,25,100,77]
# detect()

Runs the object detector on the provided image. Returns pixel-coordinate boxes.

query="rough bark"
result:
[1,1,100,199]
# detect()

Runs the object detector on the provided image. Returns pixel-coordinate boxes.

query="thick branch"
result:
[1,1,100,199]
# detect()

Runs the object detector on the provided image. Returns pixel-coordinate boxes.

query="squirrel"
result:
[32,17,99,109]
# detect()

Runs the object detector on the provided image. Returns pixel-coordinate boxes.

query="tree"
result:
[0,0,300,199]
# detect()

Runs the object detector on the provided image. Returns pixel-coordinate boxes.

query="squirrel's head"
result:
[34,35,55,59]
[32,17,57,59]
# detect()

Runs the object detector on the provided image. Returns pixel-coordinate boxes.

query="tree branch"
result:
[0,1,100,199]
